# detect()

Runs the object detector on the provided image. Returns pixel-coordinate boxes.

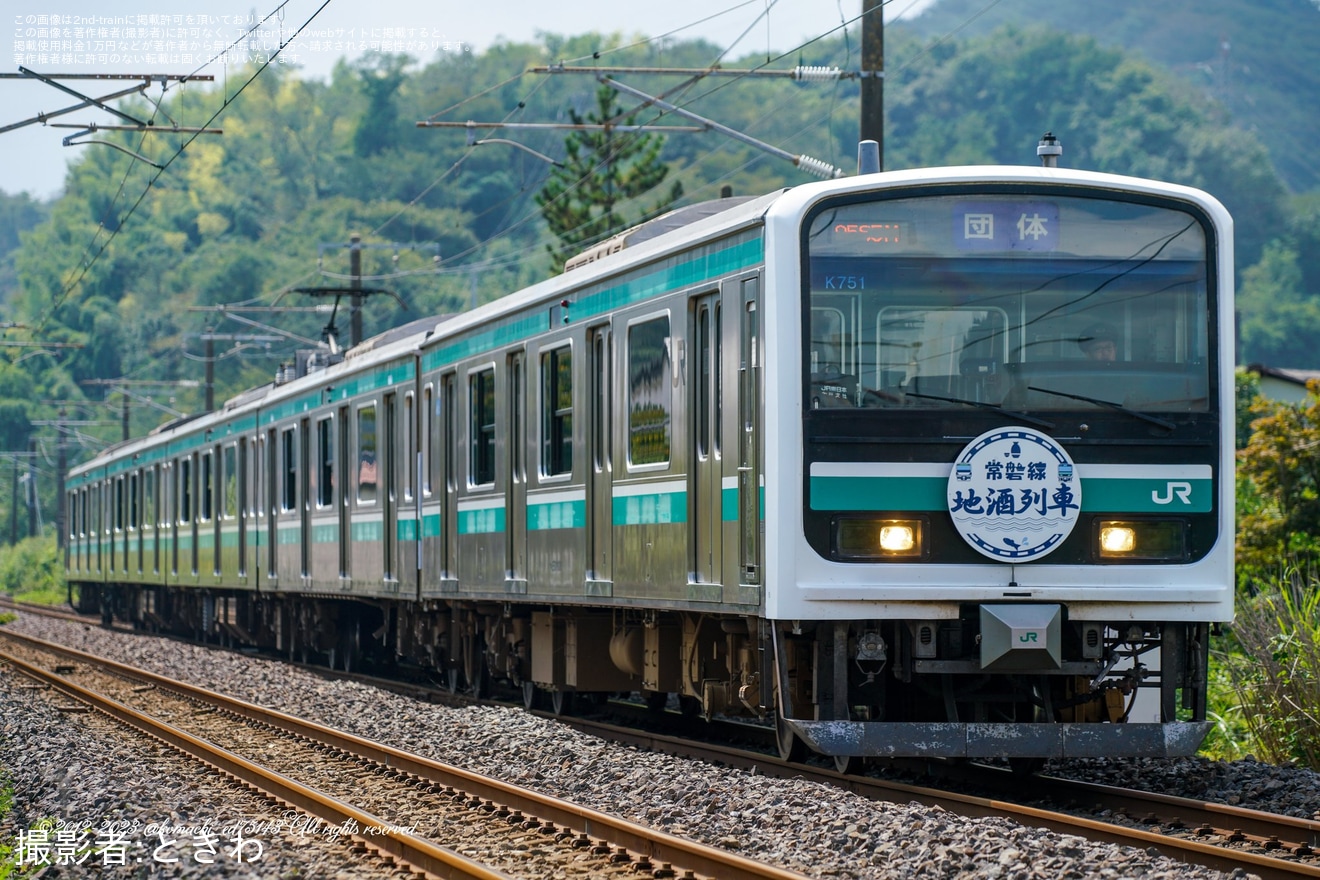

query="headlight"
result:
[836,517,926,560]
[1095,520,1188,561]
[1099,525,1136,553]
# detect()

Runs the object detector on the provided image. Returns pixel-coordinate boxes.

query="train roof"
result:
[420,189,787,348]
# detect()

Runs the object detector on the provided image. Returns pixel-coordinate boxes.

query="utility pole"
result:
[9,454,17,545]
[205,329,215,412]
[300,237,433,348]
[860,0,884,166]
[350,233,363,348]
[190,331,285,413]
[26,437,36,538]
[2,452,38,545]
[80,379,199,440]
[56,409,66,550]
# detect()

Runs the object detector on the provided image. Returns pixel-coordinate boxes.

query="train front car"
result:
[763,168,1234,764]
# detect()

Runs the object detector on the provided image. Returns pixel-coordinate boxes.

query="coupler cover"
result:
[980,604,1061,671]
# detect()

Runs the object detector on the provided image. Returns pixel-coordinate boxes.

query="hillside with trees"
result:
[906,0,1320,194]
[0,17,1307,532]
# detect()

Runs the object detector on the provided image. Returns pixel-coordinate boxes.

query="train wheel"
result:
[775,710,808,763]
[522,681,542,711]
[461,631,491,699]
[446,667,461,694]
[467,656,490,700]
[834,754,864,774]
[550,689,576,716]
[644,691,670,714]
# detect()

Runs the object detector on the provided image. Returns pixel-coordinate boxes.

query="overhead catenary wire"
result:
[33,0,335,335]
[416,1,921,276]
[45,0,975,354]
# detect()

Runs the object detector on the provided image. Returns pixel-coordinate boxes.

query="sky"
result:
[2,0,933,198]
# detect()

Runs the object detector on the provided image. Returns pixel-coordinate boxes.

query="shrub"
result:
[0,535,67,605]
[1224,570,1320,769]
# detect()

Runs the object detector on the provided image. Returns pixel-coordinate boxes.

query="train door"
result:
[299,418,311,578]
[235,440,247,581]
[184,454,198,578]
[690,293,722,587]
[505,351,527,588]
[166,463,177,579]
[337,407,350,581]
[130,471,142,574]
[402,389,420,595]
[737,279,762,586]
[265,428,278,585]
[204,448,218,578]
[586,324,613,587]
[250,434,262,583]
[420,383,440,592]
[441,374,459,588]
[111,475,121,573]
[383,392,398,583]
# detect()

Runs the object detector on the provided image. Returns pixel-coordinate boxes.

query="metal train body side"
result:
[65,165,1234,760]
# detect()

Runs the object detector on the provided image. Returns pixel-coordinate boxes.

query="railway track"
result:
[0,626,812,880]
[555,713,1320,880]
[5,601,1319,878]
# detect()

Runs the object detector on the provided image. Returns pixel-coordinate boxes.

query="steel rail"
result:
[1027,773,1320,852]
[8,610,1316,878]
[0,645,514,880]
[548,714,1320,880]
[0,628,813,880]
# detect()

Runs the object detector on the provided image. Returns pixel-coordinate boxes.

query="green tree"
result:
[535,85,683,273]
[1237,381,1320,575]
[352,52,413,158]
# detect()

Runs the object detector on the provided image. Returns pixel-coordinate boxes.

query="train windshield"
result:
[803,191,1212,415]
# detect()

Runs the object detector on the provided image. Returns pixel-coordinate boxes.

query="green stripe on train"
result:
[810,475,1213,513]
[458,508,506,535]
[612,492,687,525]
[528,500,586,530]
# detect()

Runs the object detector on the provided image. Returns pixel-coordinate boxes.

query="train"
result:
[65,140,1234,769]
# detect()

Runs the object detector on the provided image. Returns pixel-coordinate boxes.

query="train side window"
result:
[129,472,139,530]
[423,383,436,497]
[541,345,573,477]
[180,458,192,524]
[404,391,416,502]
[159,465,170,529]
[442,375,456,492]
[627,315,672,468]
[144,467,156,529]
[201,451,214,522]
[223,444,238,520]
[316,416,334,508]
[470,367,496,486]
[358,405,378,504]
[281,428,297,512]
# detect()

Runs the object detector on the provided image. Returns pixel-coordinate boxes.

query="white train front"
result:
[66,161,1235,768]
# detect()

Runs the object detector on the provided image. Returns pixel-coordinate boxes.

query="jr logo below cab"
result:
[1152,481,1193,505]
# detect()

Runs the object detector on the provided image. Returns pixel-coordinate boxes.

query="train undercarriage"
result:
[76,583,1211,766]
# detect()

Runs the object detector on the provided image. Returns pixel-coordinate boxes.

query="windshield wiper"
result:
[1027,386,1177,430]
[904,392,1056,430]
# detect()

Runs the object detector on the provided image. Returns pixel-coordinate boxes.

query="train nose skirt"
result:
[783,719,1213,759]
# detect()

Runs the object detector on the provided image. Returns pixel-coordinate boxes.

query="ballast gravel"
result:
[4,612,1303,880]
[0,666,399,879]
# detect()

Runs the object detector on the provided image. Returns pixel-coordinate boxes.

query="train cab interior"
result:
[809,297,1210,415]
